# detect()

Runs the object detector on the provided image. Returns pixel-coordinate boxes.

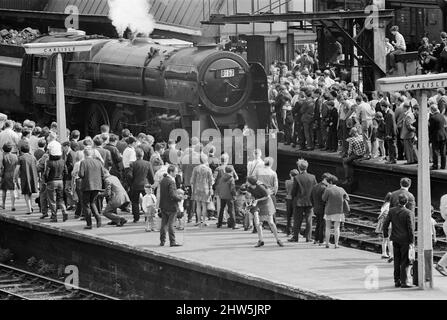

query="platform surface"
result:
[1,198,447,300]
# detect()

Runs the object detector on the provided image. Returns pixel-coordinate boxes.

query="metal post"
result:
[417,91,433,289]
[55,53,67,142]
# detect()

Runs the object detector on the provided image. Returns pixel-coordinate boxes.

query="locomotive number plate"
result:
[219,69,235,78]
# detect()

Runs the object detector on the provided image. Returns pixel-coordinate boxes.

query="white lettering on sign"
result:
[42,47,76,54]
[404,80,447,91]
[36,86,46,95]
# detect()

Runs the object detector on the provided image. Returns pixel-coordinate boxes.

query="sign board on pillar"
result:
[376,73,447,92]
[377,74,437,290]
[23,40,93,143]
[23,41,93,55]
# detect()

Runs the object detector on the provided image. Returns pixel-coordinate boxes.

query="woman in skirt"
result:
[190,154,214,227]
[18,144,39,214]
[322,175,350,249]
[246,176,283,248]
[0,143,19,211]
[376,192,393,261]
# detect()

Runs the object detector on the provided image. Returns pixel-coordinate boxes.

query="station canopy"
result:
[0,0,223,39]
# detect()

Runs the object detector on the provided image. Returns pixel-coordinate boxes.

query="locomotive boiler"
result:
[2,31,270,140]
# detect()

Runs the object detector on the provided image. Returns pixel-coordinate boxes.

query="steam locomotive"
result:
[0,31,270,139]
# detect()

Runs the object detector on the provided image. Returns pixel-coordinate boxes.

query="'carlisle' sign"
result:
[23,41,93,56]
[376,73,447,92]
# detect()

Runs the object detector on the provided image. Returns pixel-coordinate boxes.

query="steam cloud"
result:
[108,0,156,37]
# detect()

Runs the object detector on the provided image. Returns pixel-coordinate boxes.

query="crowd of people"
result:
[0,109,446,287]
[0,113,286,248]
[268,25,447,183]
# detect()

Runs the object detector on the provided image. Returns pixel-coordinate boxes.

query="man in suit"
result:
[93,136,113,214]
[104,134,123,179]
[289,159,317,243]
[102,170,129,227]
[78,148,106,230]
[93,136,112,171]
[383,194,415,288]
[159,165,184,247]
[292,90,305,149]
[311,173,330,245]
[63,141,78,210]
[313,89,324,149]
[150,143,165,173]
[400,102,418,165]
[390,178,416,229]
[381,101,398,164]
[301,88,315,151]
[129,148,155,223]
[429,104,447,170]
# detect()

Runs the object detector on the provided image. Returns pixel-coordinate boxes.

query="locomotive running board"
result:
[49,87,185,110]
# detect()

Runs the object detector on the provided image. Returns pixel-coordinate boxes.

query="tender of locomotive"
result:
[0,31,270,140]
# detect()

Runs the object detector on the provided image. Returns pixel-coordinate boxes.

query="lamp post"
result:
[23,41,93,142]
[376,73,445,289]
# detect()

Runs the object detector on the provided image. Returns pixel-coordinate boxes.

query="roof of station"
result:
[44,0,222,29]
[0,0,224,36]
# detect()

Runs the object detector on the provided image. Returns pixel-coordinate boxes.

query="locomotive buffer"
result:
[23,41,93,141]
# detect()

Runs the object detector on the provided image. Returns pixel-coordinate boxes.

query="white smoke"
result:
[108,0,156,37]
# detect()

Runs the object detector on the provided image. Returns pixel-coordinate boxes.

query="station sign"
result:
[376,73,447,92]
[23,41,93,56]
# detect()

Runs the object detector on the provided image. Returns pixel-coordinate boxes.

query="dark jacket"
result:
[64,149,76,181]
[216,173,236,200]
[313,97,323,123]
[44,158,67,182]
[292,172,317,207]
[429,113,447,143]
[159,175,183,212]
[116,139,128,155]
[96,147,113,171]
[129,159,155,190]
[78,158,105,192]
[320,101,330,126]
[310,182,328,214]
[390,188,416,213]
[384,109,397,139]
[139,142,153,162]
[383,205,415,244]
[328,108,338,130]
[104,143,123,177]
[301,97,315,124]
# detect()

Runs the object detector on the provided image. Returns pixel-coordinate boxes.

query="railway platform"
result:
[277,143,447,207]
[0,202,447,300]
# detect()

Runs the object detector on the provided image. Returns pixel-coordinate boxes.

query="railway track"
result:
[273,186,447,261]
[0,263,118,300]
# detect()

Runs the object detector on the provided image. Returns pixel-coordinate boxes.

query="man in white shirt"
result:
[357,95,376,159]
[323,70,335,88]
[247,149,264,178]
[387,25,407,73]
[47,132,62,157]
[435,194,447,276]
[122,137,137,169]
[122,136,137,191]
